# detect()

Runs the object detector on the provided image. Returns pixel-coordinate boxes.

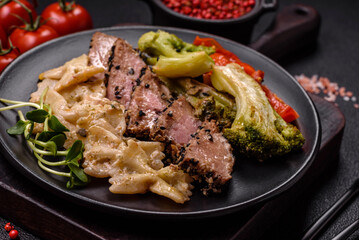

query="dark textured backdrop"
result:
[1,0,359,239]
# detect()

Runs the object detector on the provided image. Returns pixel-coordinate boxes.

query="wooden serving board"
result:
[0,4,331,238]
[0,94,345,240]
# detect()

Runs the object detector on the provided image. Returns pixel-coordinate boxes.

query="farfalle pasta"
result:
[30,55,193,204]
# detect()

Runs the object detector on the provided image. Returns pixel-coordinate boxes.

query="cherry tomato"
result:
[41,1,93,36]
[0,25,8,48]
[0,0,37,34]
[0,41,19,73]
[8,229,18,239]
[9,24,58,53]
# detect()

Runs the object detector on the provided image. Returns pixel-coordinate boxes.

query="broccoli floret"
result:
[138,30,215,78]
[188,95,236,128]
[211,63,305,160]
[138,30,215,58]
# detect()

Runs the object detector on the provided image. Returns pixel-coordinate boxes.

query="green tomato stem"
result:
[12,0,34,28]
[0,0,12,8]
[0,38,15,55]
[58,0,75,12]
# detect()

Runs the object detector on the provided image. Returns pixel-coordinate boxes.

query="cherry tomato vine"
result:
[8,0,58,53]
[0,0,37,34]
[3,222,18,239]
[0,0,93,73]
[0,38,19,73]
[41,0,93,36]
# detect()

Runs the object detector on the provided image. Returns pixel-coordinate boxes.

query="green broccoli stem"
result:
[207,89,234,108]
[211,63,305,160]
[154,51,213,78]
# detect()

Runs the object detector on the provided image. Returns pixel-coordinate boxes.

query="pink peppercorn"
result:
[162,0,256,20]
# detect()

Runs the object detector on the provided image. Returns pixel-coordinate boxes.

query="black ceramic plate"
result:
[0,26,320,219]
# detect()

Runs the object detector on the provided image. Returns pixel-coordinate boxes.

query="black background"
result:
[1,0,359,239]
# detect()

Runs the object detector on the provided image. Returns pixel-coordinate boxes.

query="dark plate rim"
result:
[0,25,321,220]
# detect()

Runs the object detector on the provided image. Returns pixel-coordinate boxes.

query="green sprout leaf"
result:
[1,92,88,189]
[7,120,29,135]
[66,178,74,189]
[32,139,58,155]
[38,131,63,142]
[68,163,88,183]
[45,141,58,155]
[49,134,66,149]
[65,140,83,162]
[26,109,49,123]
[66,173,89,189]
[48,115,69,132]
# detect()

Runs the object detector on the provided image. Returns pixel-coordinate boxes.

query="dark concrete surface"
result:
[1,0,358,239]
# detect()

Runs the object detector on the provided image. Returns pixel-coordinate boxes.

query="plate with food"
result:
[0,26,320,219]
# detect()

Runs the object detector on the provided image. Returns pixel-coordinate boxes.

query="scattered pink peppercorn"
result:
[4,222,13,232]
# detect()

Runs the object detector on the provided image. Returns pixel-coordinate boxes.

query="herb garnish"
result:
[0,87,88,188]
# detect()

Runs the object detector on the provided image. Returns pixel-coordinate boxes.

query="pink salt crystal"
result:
[339,87,346,97]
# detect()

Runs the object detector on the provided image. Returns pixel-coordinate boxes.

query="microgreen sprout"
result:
[0,87,88,188]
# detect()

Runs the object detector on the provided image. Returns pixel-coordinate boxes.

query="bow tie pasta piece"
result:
[29,54,193,203]
[38,54,104,92]
[109,139,193,204]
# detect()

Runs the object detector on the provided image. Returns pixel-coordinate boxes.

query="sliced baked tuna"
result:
[178,120,235,195]
[106,38,147,108]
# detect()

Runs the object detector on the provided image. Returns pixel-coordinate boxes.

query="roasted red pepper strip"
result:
[261,85,299,122]
[194,36,298,122]
[193,36,223,50]
[209,52,231,66]
[193,36,263,82]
